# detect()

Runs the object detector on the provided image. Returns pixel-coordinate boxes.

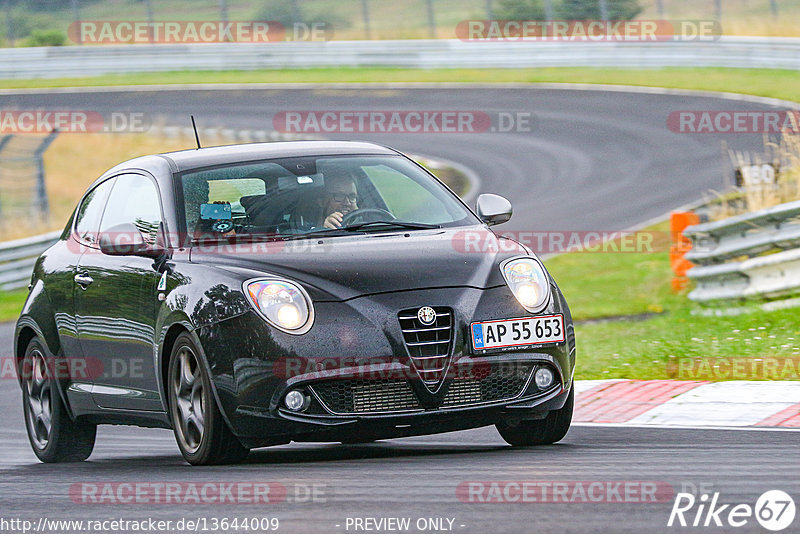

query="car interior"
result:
[183,159,391,238]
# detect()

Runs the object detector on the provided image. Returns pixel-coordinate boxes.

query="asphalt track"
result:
[0,86,798,533]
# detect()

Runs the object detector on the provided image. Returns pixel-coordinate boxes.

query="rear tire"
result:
[21,337,96,462]
[496,388,573,446]
[167,333,249,465]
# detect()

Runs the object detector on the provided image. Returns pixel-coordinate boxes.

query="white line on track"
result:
[572,422,800,432]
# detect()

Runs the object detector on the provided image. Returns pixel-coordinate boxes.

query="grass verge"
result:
[545,223,800,381]
[0,288,29,323]
[1,67,799,104]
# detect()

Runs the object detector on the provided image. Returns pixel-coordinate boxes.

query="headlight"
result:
[501,257,551,313]
[244,278,314,334]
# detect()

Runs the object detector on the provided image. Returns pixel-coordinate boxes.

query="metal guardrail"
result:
[684,200,800,303]
[2,37,800,79]
[0,231,60,291]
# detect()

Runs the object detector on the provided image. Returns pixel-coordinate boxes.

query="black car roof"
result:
[157,140,399,172]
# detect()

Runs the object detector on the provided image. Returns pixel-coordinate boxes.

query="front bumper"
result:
[240,385,571,447]
[196,285,575,445]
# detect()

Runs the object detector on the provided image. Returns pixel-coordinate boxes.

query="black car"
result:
[14,140,575,465]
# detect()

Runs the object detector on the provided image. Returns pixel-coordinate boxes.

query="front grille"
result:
[310,380,422,414]
[441,364,533,407]
[398,307,454,389]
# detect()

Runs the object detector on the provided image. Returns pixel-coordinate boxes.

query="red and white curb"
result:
[573,380,800,428]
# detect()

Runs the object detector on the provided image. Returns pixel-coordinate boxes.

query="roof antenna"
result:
[190,115,202,149]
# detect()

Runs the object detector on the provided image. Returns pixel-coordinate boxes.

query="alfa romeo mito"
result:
[14,141,575,465]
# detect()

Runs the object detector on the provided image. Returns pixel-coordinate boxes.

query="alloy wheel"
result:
[172,346,205,453]
[24,349,52,450]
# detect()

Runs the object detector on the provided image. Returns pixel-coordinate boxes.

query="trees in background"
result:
[495,0,642,21]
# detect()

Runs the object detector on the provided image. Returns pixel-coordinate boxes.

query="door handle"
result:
[74,273,94,289]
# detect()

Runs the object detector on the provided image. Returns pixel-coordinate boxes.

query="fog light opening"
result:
[284,389,309,412]
[534,367,555,389]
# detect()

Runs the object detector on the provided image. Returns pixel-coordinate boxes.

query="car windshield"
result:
[178,155,478,240]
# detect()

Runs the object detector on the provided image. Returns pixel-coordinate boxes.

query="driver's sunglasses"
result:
[331,193,359,203]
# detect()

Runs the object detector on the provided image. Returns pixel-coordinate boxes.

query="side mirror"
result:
[99,222,166,259]
[476,194,513,226]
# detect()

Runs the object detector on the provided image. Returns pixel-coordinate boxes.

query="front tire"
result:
[167,333,249,465]
[496,388,573,446]
[20,337,96,462]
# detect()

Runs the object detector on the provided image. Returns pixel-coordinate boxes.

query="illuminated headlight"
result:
[245,278,314,334]
[501,258,551,313]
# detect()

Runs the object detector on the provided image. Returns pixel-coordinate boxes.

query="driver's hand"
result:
[323,211,344,229]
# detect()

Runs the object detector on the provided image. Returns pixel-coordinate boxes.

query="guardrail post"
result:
[0,133,14,218]
[362,0,372,40]
[33,130,58,221]
[2,0,13,47]
[71,0,81,45]
[219,0,228,26]
[144,0,155,43]
[425,0,436,38]
[599,0,609,21]
[770,0,779,17]
[0,134,12,152]
[289,0,300,24]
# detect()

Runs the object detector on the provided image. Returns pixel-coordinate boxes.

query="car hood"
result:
[189,226,530,301]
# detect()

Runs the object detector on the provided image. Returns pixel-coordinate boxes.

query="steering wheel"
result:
[340,208,395,226]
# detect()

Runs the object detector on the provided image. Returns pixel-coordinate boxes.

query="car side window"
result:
[99,174,163,244]
[74,178,115,246]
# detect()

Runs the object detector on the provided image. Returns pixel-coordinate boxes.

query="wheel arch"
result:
[157,320,238,436]
[14,319,79,420]
[157,319,192,414]
[14,326,38,385]
[15,280,62,365]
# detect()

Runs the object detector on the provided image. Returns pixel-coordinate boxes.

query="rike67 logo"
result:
[668,490,796,531]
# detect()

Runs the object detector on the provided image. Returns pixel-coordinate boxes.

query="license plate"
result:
[471,315,565,351]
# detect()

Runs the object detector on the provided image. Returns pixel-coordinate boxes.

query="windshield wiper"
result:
[191,233,292,245]
[282,228,364,241]
[340,220,441,232]
[190,222,435,245]
[191,228,366,245]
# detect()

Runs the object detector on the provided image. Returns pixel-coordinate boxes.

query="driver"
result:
[319,173,359,229]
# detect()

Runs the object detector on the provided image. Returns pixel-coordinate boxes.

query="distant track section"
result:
[1,37,800,79]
